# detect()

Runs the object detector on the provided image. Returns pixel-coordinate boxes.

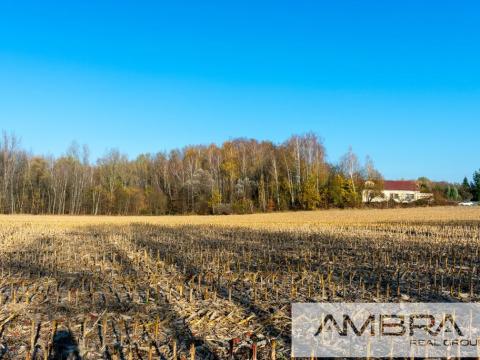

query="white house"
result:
[362,180,433,203]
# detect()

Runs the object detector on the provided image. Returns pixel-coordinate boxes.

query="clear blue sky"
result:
[0,1,478,182]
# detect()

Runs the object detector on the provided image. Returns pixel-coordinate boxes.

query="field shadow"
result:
[96,231,221,360]
[130,225,291,347]
[128,222,476,350]
[0,230,219,359]
[51,330,81,360]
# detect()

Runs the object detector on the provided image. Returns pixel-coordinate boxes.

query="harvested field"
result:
[0,207,479,359]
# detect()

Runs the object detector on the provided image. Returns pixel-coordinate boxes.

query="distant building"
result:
[362,180,433,203]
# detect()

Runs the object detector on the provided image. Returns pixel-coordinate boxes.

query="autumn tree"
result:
[340,146,360,195]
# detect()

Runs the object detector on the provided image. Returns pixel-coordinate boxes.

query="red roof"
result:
[383,180,418,191]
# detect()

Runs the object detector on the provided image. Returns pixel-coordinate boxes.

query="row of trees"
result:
[417,171,480,202]
[0,131,382,215]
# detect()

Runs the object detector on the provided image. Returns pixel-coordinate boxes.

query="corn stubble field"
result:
[0,207,479,359]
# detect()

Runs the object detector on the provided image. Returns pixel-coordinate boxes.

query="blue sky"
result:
[0,1,479,182]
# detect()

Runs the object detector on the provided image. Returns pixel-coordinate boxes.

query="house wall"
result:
[383,190,419,202]
[362,189,432,203]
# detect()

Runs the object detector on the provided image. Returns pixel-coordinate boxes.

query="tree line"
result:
[0,131,385,215]
[415,171,480,203]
